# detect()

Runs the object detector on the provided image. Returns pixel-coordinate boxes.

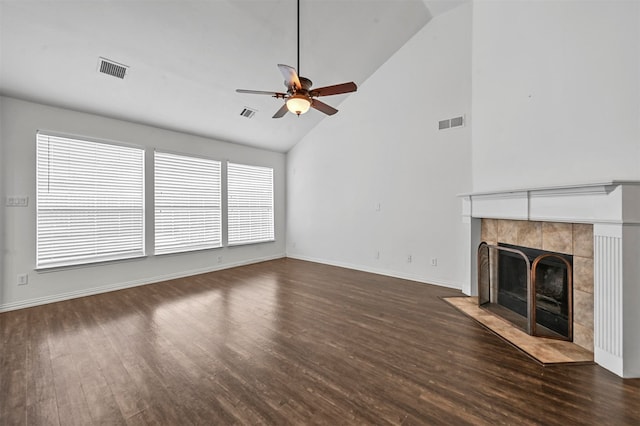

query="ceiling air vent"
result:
[240,107,257,119]
[98,57,128,79]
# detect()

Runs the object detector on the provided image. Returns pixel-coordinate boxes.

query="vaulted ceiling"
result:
[0,0,466,152]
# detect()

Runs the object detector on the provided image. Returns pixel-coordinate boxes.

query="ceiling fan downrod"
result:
[297,0,300,76]
[234,0,357,118]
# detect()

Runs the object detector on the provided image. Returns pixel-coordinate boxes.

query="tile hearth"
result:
[444,296,594,364]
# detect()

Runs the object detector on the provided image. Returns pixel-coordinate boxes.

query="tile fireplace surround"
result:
[480,219,593,350]
[461,181,640,378]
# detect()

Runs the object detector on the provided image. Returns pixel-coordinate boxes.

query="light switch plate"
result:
[17,273,28,285]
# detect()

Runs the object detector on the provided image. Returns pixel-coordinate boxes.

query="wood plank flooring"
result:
[1,258,639,425]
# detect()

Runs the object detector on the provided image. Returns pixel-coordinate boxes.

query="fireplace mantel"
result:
[460,180,640,224]
[460,181,640,378]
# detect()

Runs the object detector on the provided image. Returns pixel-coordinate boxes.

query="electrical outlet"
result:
[217,256,223,264]
[407,255,412,263]
[17,273,28,285]
[431,258,438,267]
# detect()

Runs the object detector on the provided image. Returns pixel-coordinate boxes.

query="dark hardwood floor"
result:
[1,258,639,425]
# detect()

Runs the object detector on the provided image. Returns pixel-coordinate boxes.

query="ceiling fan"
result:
[236,0,357,118]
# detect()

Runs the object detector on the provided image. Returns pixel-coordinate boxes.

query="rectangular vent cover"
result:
[439,115,464,130]
[438,119,450,130]
[240,108,256,118]
[98,57,128,79]
[450,116,464,127]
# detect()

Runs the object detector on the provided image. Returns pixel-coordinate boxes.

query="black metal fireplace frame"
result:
[477,242,574,341]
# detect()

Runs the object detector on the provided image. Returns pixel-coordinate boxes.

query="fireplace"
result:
[461,181,640,378]
[479,242,573,340]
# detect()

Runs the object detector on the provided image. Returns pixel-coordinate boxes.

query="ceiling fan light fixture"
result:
[286,94,311,115]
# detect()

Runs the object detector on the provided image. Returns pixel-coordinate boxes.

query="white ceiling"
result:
[0,0,465,152]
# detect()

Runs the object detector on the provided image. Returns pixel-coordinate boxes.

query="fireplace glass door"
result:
[477,242,573,340]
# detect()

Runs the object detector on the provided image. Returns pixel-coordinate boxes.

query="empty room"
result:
[1,0,639,424]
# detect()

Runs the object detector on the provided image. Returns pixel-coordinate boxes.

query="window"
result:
[36,132,144,269]
[154,151,221,254]
[227,162,275,245]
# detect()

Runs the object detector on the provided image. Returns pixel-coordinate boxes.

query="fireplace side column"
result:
[461,196,481,297]
[593,223,640,378]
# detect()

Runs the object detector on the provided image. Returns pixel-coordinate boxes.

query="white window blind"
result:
[227,162,274,245]
[36,133,145,269]
[154,151,221,255]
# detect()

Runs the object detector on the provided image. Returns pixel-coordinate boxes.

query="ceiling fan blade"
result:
[311,99,338,116]
[272,103,289,119]
[277,64,301,90]
[310,82,357,97]
[236,89,286,97]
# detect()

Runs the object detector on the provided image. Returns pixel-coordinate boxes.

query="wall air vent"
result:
[240,107,257,119]
[98,57,128,79]
[450,116,464,128]
[438,119,450,130]
[439,115,465,131]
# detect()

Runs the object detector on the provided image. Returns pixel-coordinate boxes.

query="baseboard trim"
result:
[286,254,462,290]
[1,253,462,312]
[0,254,285,313]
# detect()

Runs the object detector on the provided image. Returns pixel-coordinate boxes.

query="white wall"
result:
[472,0,640,191]
[0,99,4,306]
[286,4,472,289]
[0,96,286,311]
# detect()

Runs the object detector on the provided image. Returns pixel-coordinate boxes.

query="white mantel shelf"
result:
[460,180,640,197]
[460,180,640,225]
[459,180,640,378]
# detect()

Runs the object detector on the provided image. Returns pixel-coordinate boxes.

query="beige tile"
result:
[495,325,528,341]
[519,343,573,363]
[573,256,594,293]
[542,222,573,254]
[498,220,520,245]
[517,221,542,249]
[574,289,594,329]
[482,219,498,244]
[573,223,594,258]
[545,341,594,363]
[573,322,594,352]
